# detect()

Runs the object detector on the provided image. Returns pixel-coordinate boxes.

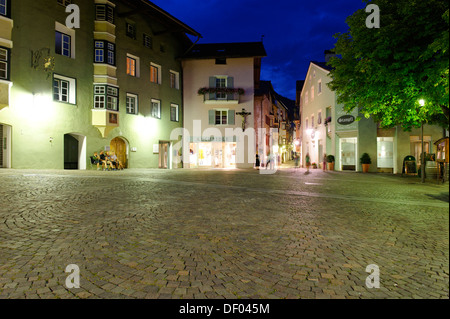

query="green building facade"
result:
[0,0,201,169]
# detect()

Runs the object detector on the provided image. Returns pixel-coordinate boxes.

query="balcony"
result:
[92,109,119,138]
[198,87,244,105]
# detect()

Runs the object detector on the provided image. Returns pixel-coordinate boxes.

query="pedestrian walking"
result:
[255,154,260,170]
[294,153,299,169]
[323,153,327,171]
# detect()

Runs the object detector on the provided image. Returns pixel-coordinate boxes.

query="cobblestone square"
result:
[0,167,448,299]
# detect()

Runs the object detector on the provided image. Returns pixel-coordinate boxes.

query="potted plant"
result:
[312,162,317,169]
[326,154,335,171]
[360,153,371,173]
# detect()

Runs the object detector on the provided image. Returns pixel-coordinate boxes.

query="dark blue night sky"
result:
[150,0,367,100]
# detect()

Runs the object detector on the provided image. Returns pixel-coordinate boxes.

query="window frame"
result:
[169,70,179,89]
[126,22,136,39]
[151,99,161,119]
[0,0,10,18]
[95,4,114,24]
[143,34,153,49]
[170,104,179,122]
[94,40,115,66]
[150,63,162,84]
[126,93,138,115]
[53,74,76,104]
[215,109,228,125]
[0,46,10,81]
[55,22,75,59]
[126,54,140,77]
[94,84,119,111]
[57,0,72,7]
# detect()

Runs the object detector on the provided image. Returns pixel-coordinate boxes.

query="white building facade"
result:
[181,42,266,169]
[301,61,445,173]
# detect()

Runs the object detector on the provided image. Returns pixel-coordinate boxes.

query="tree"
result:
[327,0,449,131]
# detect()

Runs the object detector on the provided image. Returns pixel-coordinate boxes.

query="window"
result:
[151,99,161,119]
[311,115,315,128]
[55,22,75,58]
[126,54,140,77]
[305,118,308,130]
[170,104,179,122]
[95,4,114,24]
[55,31,71,57]
[0,47,9,80]
[143,34,153,49]
[160,44,165,53]
[311,85,314,101]
[126,23,136,39]
[304,92,308,105]
[53,74,76,104]
[150,63,161,84]
[94,41,115,65]
[0,0,9,17]
[169,71,179,89]
[126,93,138,114]
[318,79,322,95]
[57,0,72,6]
[318,111,322,125]
[215,110,228,125]
[215,58,226,65]
[216,78,227,99]
[94,85,118,111]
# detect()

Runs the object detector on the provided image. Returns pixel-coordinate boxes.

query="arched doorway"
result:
[110,137,128,168]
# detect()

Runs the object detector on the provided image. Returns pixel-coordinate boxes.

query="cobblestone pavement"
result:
[0,166,448,299]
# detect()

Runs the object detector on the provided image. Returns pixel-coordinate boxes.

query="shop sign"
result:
[337,115,355,125]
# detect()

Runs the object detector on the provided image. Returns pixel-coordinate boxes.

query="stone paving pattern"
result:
[0,166,448,299]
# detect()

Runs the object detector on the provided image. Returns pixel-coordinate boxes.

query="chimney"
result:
[324,50,335,62]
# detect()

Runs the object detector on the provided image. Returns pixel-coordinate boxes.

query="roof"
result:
[183,42,267,60]
[311,61,332,72]
[296,80,305,91]
[118,0,202,38]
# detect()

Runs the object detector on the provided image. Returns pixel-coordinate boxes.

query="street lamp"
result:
[419,99,425,183]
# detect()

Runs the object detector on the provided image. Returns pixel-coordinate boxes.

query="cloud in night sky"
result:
[150,0,367,99]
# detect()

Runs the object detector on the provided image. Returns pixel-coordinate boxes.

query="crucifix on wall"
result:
[236,108,252,131]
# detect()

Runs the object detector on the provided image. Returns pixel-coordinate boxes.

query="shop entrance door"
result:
[340,138,357,171]
[159,142,169,169]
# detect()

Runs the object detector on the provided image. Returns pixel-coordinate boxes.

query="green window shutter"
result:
[228,110,235,125]
[226,77,234,100]
[227,77,234,88]
[209,77,216,100]
[209,110,215,125]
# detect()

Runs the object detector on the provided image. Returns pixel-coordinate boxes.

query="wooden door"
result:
[110,137,127,168]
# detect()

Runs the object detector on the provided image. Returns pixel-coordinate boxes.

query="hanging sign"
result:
[337,115,355,125]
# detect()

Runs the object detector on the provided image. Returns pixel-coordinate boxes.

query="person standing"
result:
[255,154,260,170]
[323,153,327,171]
[305,153,311,173]
[294,153,299,169]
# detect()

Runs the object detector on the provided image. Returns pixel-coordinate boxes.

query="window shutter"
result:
[209,77,216,100]
[226,77,234,100]
[228,110,235,125]
[209,110,215,125]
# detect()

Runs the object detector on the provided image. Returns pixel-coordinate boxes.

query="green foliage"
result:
[327,0,449,131]
[326,154,335,163]
[360,153,372,164]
